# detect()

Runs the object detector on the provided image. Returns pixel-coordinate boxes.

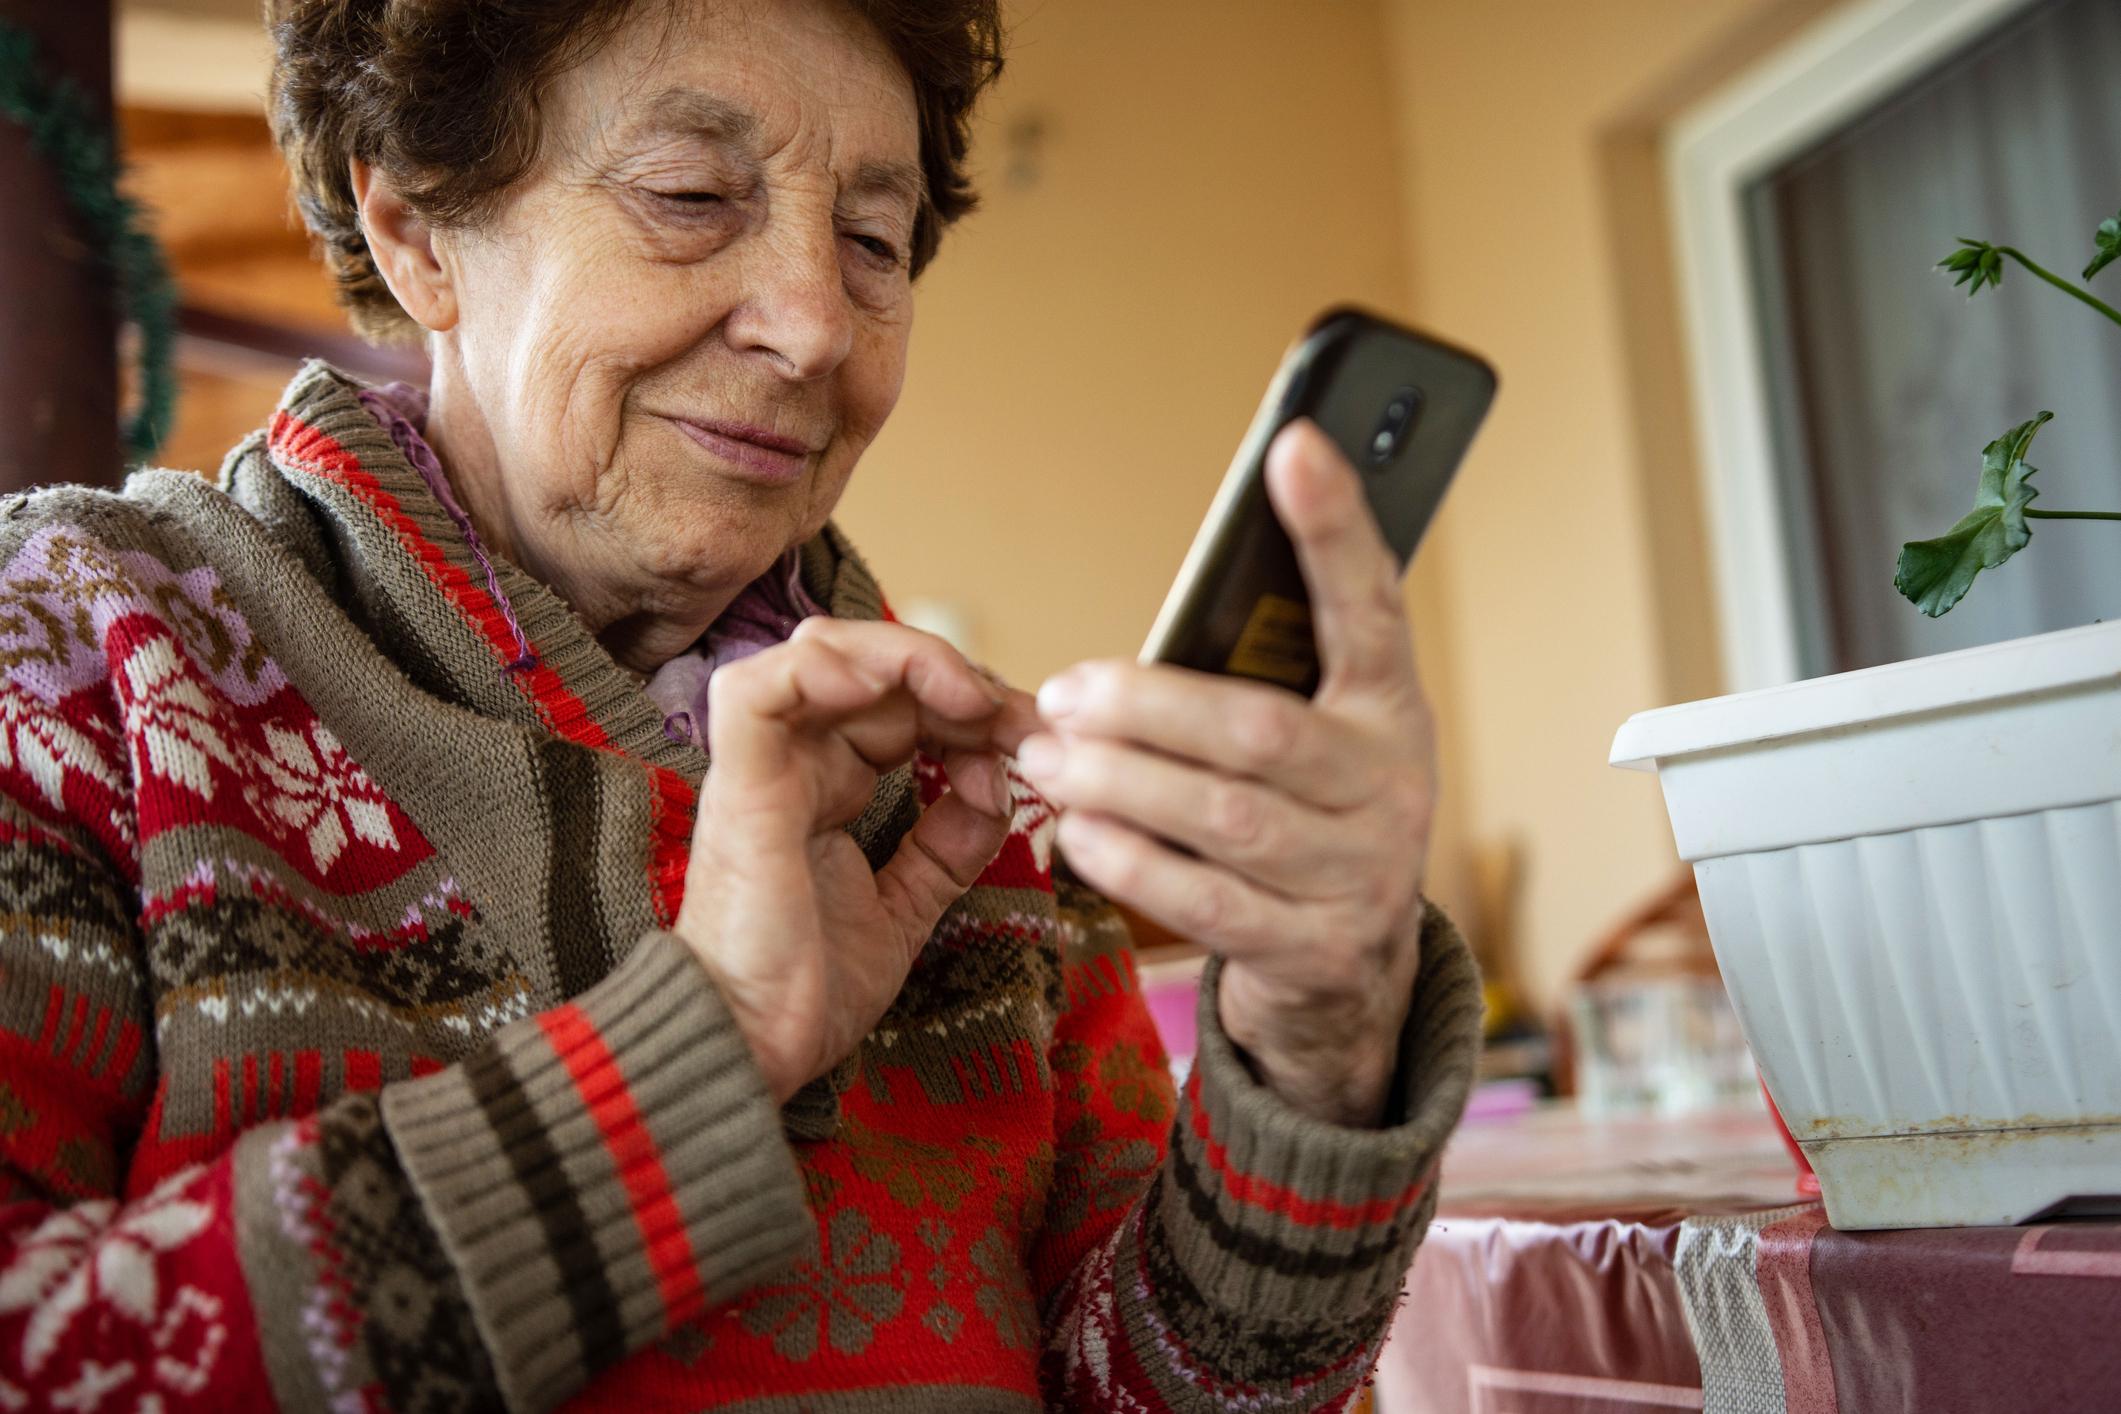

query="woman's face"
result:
[417,0,920,667]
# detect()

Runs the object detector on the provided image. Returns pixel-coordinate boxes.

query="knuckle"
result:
[1181,879,1229,939]
[790,638,848,686]
[1096,839,1141,897]
[1359,867,1402,922]
[1205,780,1267,852]
[905,634,965,690]
[903,619,953,655]
[708,656,757,706]
[830,775,878,828]
[1330,947,1377,996]
[1056,738,1111,795]
[1308,945,1365,996]
[1375,656,1430,715]
[1315,848,1370,899]
[1231,699,1297,770]
[1069,661,1120,718]
[1315,920,1382,975]
[1365,562,1405,620]
[1347,868,1413,944]
[1380,770,1434,839]
[909,634,953,672]
[1063,813,1127,883]
[911,823,982,893]
[1348,621,1404,682]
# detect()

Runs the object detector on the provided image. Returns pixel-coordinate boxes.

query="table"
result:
[1372,1104,2121,1413]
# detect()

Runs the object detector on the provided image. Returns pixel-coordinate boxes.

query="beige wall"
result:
[843,0,1418,683]
[847,0,1858,1000]
[838,0,1478,919]
[130,0,1860,1003]
[1377,0,1840,1005]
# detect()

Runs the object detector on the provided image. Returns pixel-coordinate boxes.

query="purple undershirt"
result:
[358,382,826,749]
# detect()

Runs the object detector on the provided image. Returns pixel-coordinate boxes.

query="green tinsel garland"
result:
[0,19,178,466]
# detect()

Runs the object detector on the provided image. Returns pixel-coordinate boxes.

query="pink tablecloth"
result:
[1375,1105,2121,1413]
[1374,1105,1797,1413]
[1735,1207,2121,1413]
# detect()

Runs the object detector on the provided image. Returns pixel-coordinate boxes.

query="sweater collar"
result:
[259,361,894,780]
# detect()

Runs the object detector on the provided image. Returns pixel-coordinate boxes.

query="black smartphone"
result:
[1139,307,1496,696]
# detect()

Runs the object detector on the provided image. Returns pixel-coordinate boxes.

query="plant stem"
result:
[2000,248,2121,328]
[2025,509,2121,521]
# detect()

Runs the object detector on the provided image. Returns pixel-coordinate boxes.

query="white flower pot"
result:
[1611,618,2121,1230]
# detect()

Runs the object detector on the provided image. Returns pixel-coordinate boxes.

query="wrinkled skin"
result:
[356,0,1433,1124]
[357,0,916,672]
[1018,421,1434,1127]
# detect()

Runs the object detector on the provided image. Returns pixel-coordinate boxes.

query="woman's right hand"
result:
[674,617,1040,1105]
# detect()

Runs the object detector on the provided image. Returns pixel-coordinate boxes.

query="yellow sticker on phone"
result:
[1225,594,1315,687]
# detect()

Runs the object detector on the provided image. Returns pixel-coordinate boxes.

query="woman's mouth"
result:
[671,417,817,484]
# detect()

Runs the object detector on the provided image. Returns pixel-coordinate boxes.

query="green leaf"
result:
[1938,239,2005,294]
[2085,213,2121,282]
[1894,412,2053,616]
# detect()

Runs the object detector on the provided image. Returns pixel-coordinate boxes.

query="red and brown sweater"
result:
[0,363,1480,1412]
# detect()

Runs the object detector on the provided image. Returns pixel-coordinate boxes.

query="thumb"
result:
[873,764,1012,962]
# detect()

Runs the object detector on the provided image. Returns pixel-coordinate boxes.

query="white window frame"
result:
[1665,0,2043,692]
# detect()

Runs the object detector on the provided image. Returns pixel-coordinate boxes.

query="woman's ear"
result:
[350,159,458,333]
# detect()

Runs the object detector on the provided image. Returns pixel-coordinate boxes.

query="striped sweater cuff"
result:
[1163,903,1482,1321]
[383,931,813,1412]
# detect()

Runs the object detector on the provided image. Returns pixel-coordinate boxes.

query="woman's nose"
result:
[724,222,857,382]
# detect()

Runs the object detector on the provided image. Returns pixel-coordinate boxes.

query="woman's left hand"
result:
[1017,420,1436,1128]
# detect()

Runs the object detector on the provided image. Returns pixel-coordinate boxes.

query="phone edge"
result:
[1137,335,1313,665]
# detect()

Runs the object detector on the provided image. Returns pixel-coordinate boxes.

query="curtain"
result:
[1750,0,2121,674]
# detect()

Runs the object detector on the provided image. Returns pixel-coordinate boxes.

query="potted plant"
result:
[1894,214,2121,614]
[1610,208,2121,1231]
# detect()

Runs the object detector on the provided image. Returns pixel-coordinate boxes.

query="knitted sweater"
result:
[0,363,1481,1413]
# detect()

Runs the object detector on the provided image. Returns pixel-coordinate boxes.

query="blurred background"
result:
[6,0,2119,1101]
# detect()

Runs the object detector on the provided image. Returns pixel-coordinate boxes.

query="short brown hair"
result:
[268,0,1004,342]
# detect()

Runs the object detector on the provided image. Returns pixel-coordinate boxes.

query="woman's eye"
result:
[846,233,902,266]
[653,190,724,207]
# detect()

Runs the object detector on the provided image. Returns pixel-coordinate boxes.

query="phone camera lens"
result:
[1368,387,1421,465]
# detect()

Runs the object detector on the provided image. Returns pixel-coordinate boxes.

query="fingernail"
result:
[989,759,1015,815]
[1037,671,1082,720]
[1017,732,1064,779]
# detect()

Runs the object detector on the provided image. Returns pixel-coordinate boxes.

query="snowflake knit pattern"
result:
[0,363,1481,1413]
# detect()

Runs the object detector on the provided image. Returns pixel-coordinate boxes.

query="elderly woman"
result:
[0,0,1477,1409]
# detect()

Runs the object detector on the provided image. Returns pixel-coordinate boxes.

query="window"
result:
[1749,0,2121,674]
[1664,0,2121,690]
